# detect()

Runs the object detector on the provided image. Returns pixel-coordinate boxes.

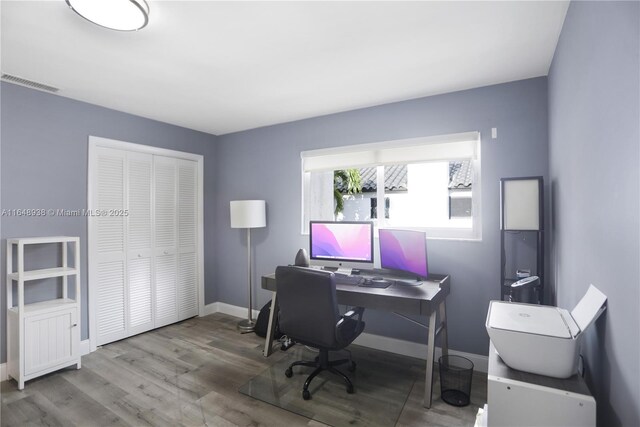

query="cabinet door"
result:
[24,308,78,376]
[127,152,154,335]
[93,147,127,346]
[177,159,199,320]
[154,156,178,327]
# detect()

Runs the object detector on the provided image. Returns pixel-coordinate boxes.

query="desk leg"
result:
[439,300,449,358]
[424,309,437,408]
[263,292,278,357]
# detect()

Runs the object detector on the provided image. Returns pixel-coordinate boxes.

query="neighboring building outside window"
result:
[448,161,473,219]
[337,162,473,226]
[301,132,481,240]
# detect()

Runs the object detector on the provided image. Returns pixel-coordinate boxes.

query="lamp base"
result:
[237,319,255,333]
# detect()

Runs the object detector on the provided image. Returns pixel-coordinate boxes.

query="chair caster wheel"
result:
[347,361,356,372]
[285,368,293,378]
[346,384,354,394]
[302,390,311,400]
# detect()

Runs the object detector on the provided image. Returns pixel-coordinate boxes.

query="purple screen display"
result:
[310,222,372,262]
[379,229,428,278]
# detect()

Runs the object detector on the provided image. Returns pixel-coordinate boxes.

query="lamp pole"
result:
[237,227,255,332]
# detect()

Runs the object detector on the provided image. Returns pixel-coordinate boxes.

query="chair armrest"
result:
[342,307,364,321]
[336,306,364,333]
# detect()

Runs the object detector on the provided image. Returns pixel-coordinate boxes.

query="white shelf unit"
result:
[6,236,81,389]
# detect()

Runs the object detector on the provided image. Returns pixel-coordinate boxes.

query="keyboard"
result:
[334,274,365,286]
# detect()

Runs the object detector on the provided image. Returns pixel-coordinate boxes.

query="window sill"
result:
[300,230,483,242]
[426,236,482,242]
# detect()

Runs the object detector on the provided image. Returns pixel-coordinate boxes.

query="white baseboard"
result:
[0,363,7,381]
[201,302,219,316]
[355,332,488,373]
[80,339,91,356]
[204,302,260,319]
[205,301,488,373]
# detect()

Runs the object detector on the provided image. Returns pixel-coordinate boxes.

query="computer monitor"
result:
[379,228,428,281]
[309,221,374,270]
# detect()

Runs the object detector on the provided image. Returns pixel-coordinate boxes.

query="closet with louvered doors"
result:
[89,137,202,348]
[153,156,200,329]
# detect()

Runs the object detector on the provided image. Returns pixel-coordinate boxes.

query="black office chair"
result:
[275,265,365,400]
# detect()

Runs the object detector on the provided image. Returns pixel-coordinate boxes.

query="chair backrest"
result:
[275,265,340,348]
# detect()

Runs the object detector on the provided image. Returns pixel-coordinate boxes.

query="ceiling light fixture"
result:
[65,0,150,31]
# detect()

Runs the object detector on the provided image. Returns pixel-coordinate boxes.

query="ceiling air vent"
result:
[1,73,59,93]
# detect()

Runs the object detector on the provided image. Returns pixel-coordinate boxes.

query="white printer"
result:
[486,284,607,378]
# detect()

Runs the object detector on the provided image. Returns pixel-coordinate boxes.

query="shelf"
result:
[7,236,79,245]
[9,298,77,314]
[8,267,78,281]
[6,235,81,389]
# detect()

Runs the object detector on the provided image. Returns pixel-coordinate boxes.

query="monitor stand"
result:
[394,278,423,287]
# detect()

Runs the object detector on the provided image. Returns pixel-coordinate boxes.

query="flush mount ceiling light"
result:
[65,0,149,31]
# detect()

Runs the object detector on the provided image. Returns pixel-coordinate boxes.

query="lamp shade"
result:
[230,200,266,229]
[500,177,543,231]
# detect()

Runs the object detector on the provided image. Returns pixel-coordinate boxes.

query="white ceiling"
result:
[1,1,569,135]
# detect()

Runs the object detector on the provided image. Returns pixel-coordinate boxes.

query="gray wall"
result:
[214,77,549,356]
[548,2,640,426]
[0,82,218,363]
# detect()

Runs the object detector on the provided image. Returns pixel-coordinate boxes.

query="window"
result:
[370,197,390,219]
[448,161,473,219]
[301,132,481,240]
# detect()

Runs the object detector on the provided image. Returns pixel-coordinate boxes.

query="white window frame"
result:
[301,131,482,241]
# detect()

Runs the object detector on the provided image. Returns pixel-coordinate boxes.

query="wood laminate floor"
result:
[1,313,486,427]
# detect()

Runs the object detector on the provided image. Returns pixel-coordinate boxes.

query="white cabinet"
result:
[24,306,78,375]
[486,342,595,427]
[6,237,81,390]
[89,140,202,347]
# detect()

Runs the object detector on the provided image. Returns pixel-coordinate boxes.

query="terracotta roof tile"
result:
[448,161,472,189]
[336,161,472,192]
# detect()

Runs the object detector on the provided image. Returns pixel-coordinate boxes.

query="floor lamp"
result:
[230,200,266,333]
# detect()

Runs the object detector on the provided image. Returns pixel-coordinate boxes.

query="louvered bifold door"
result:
[94,147,128,346]
[153,156,179,328]
[126,152,154,335]
[177,159,199,320]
